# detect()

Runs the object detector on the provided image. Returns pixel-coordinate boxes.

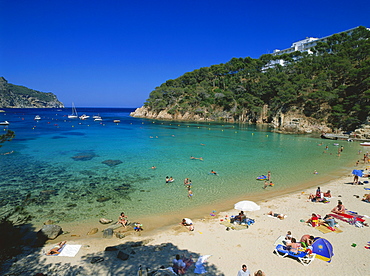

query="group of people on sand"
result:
[117,212,143,232]
[283,231,316,254]
[308,186,331,202]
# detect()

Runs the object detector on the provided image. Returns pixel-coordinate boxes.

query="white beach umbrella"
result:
[234,200,260,212]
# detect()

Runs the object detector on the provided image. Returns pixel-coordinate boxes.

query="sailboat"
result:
[68,103,78,119]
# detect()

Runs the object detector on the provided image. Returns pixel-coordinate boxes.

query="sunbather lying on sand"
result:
[285,238,302,254]
[46,241,66,255]
[267,211,286,220]
[362,194,370,203]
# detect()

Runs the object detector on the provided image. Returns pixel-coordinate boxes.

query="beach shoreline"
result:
[2,156,369,275]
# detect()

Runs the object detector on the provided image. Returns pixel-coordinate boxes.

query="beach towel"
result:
[58,245,82,257]
[315,225,343,234]
[220,219,248,230]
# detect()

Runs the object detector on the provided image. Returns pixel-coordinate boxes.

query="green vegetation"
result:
[144,26,370,131]
[0,130,15,148]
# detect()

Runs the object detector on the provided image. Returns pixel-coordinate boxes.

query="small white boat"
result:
[34,115,41,120]
[94,116,102,121]
[79,114,90,120]
[0,121,9,125]
[360,142,370,146]
[68,102,78,119]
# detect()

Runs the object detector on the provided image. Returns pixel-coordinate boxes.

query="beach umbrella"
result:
[234,200,260,212]
[312,238,334,263]
[352,169,363,177]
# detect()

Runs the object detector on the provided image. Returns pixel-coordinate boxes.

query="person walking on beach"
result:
[237,264,250,276]
[267,171,271,181]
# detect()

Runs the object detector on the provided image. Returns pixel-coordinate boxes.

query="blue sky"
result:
[1,0,369,108]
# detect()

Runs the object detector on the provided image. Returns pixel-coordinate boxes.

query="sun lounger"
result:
[274,244,316,266]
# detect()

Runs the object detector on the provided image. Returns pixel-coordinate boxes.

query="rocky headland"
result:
[0,77,64,108]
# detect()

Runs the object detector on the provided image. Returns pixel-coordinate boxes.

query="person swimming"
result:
[210,170,218,175]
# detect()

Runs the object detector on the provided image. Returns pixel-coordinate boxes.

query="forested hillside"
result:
[0,77,64,108]
[135,26,370,132]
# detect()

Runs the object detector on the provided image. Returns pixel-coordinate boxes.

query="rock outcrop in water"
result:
[0,77,64,108]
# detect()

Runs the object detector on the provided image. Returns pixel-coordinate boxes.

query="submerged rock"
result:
[96,196,111,202]
[87,228,99,235]
[99,218,113,224]
[102,159,123,167]
[71,152,97,161]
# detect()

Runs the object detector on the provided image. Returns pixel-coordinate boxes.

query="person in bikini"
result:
[46,241,66,255]
[118,212,128,227]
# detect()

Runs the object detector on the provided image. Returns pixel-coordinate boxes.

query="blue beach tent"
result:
[312,238,334,263]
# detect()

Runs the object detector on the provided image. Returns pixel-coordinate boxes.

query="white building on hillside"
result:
[264,26,368,69]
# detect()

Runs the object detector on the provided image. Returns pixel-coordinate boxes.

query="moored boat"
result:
[34,115,41,120]
[360,142,370,146]
[68,102,78,119]
[0,121,9,125]
[79,114,90,120]
[113,120,120,123]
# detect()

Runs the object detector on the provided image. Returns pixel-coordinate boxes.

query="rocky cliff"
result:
[130,105,333,133]
[0,77,64,108]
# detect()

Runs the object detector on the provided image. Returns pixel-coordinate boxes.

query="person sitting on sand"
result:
[321,214,337,227]
[323,190,331,199]
[234,211,247,224]
[267,211,286,220]
[118,212,128,227]
[133,222,143,232]
[306,213,320,227]
[362,194,370,203]
[300,234,315,248]
[172,254,186,275]
[285,238,302,254]
[254,270,266,276]
[331,200,345,214]
[181,218,194,231]
[46,241,66,255]
[210,170,218,175]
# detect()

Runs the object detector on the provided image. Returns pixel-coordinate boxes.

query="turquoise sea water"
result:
[0,108,360,226]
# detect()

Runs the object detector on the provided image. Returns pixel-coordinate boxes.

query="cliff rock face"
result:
[130,105,333,133]
[0,77,64,108]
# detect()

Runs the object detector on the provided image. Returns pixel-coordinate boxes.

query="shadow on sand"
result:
[1,240,225,275]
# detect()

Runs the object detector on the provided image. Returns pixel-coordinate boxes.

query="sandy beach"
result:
[2,168,369,276]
